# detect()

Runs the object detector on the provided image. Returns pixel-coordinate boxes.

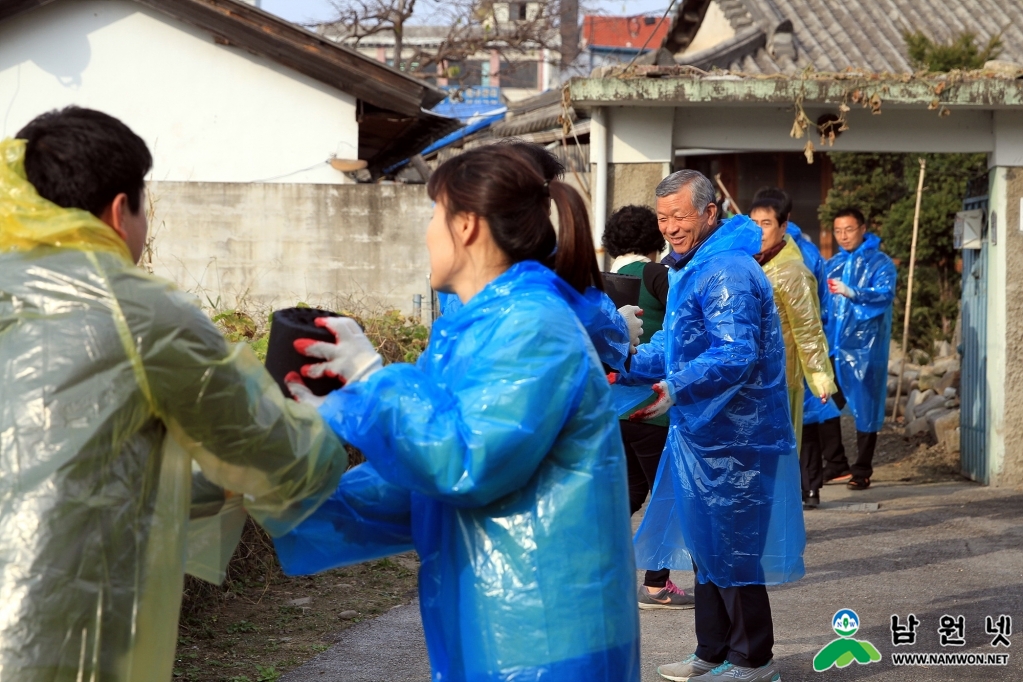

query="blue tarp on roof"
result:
[386,87,508,173]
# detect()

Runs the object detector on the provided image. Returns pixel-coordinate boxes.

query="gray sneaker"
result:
[657,654,716,681]
[690,660,781,681]
[638,580,696,610]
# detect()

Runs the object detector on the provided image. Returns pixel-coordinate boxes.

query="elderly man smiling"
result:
[622,170,806,682]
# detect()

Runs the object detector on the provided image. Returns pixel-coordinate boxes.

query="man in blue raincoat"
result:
[822,208,897,490]
[623,171,805,682]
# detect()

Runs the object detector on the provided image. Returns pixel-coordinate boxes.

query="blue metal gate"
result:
[958,194,988,483]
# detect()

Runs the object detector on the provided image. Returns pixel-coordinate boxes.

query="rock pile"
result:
[888,340,960,454]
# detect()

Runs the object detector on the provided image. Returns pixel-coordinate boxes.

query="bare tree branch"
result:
[324,0,570,85]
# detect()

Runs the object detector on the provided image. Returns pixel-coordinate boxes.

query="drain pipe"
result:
[591,107,608,269]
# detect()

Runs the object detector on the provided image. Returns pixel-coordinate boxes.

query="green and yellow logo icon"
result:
[813,609,882,672]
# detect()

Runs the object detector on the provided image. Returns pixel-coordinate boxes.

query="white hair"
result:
[655,170,716,213]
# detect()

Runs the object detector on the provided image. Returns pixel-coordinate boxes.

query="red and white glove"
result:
[619,305,644,354]
[828,279,856,299]
[629,381,675,421]
[283,371,326,408]
[293,317,383,385]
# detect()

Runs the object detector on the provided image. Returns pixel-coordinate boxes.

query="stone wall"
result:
[147,181,434,317]
[601,162,670,214]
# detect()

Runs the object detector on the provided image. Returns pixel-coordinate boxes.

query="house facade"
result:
[0,0,457,315]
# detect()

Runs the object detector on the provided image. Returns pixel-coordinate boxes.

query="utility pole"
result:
[559,0,579,72]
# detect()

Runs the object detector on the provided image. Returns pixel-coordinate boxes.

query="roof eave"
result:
[0,0,447,114]
[568,73,1023,111]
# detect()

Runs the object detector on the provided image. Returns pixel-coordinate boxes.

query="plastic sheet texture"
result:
[438,285,632,372]
[626,216,806,587]
[278,261,640,682]
[824,233,897,433]
[787,224,842,425]
[0,139,346,682]
[761,237,836,448]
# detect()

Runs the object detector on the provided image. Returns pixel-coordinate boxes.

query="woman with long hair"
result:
[277,145,640,682]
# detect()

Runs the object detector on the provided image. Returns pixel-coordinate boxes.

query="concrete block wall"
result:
[147,181,435,317]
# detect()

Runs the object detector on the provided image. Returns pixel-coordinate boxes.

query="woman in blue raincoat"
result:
[276,145,640,682]
[435,141,639,371]
[823,208,897,490]
[621,171,804,682]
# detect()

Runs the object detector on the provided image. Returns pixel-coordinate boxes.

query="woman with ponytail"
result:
[276,145,641,682]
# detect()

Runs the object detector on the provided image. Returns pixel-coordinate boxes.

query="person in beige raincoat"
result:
[748,195,837,462]
[0,107,346,681]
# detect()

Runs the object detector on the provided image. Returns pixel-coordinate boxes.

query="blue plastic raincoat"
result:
[824,233,897,433]
[625,216,806,587]
[438,287,632,371]
[276,261,640,682]
[787,223,841,425]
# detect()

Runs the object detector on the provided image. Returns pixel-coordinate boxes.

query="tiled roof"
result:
[582,14,671,51]
[677,0,1023,74]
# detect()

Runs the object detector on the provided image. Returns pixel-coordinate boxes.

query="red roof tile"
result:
[582,14,671,50]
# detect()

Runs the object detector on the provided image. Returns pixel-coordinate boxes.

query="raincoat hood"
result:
[0,138,131,260]
[683,214,762,268]
[841,231,882,256]
[436,264,632,372]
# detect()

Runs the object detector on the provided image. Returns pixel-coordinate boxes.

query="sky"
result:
[260,0,674,26]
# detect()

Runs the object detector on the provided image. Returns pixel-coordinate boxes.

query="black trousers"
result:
[694,581,774,668]
[621,420,671,588]
[800,422,824,494]
[829,367,879,480]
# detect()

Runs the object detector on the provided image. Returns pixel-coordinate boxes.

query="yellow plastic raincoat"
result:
[0,139,346,682]
[760,236,836,451]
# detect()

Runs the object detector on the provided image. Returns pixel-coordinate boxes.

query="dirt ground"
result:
[838,413,965,484]
[174,552,420,682]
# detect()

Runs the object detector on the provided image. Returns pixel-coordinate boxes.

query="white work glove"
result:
[293,316,383,385]
[283,371,326,408]
[808,371,838,404]
[618,305,644,354]
[828,279,856,299]
[629,381,675,421]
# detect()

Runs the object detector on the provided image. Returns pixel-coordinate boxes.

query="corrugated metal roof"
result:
[678,0,1023,75]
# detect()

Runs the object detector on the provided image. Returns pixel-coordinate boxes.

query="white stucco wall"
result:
[608,106,674,163]
[673,106,995,154]
[147,181,435,317]
[0,0,358,184]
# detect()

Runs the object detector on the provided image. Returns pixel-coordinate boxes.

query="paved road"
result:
[284,479,1023,681]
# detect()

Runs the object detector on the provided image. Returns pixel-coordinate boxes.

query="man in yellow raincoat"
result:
[749,194,836,509]
[0,107,346,681]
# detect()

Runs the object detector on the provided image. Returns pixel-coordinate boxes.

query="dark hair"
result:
[427,145,602,293]
[602,205,664,258]
[497,140,565,183]
[17,106,152,217]
[748,196,790,225]
[752,186,792,216]
[834,207,865,226]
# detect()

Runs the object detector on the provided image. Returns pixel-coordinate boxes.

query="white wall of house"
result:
[673,106,995,154]
[148,181,435,316]
[0,0,358,184]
